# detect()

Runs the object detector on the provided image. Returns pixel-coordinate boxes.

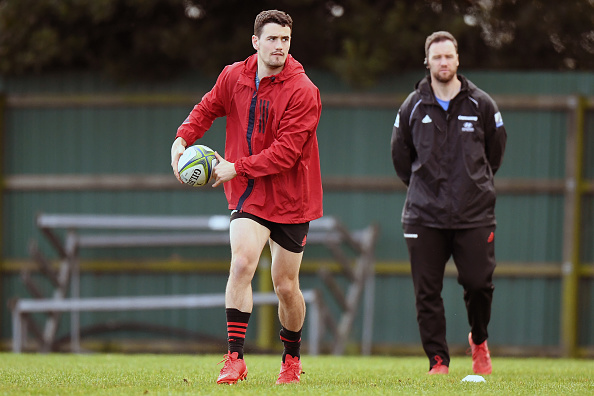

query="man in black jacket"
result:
[391,31,507,375]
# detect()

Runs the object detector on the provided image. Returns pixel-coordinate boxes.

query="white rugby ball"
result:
[177,145,218,187]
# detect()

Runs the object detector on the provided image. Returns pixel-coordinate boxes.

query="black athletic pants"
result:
[403,224,496,368]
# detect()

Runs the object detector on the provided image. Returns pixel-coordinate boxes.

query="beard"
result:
[432,69,457,84]
[265,55,286,70]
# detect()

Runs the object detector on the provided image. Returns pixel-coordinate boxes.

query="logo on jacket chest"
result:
[257,99,270,134]
[461,122,475,132]
[458,115,477,133]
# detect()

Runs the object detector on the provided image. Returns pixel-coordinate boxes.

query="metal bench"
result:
[11,214,378,354]
[11,290,322,354]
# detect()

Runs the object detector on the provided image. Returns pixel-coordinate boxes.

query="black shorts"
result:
[230,211,309,253]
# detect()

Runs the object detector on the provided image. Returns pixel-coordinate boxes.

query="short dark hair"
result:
[425,31,458,59]
[254,10,293,37]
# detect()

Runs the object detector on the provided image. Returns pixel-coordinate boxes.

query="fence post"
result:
[0,93,6,339]
[560,95,585,358]
[257,247,275,350]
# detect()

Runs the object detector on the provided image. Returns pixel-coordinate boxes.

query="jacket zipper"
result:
[445,111,453,227]
[235,89,258,212]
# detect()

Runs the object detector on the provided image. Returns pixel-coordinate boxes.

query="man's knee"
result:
[457,266,493,290]
[230,255,258,280]
[274,279,300,301]
[463,282,495,300]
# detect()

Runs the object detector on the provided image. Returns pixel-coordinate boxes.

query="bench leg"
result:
[308,291,322,356]
[12,310,22,353]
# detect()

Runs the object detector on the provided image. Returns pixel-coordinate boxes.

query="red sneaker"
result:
[468,332,492,374]
[216,352,248,384]
[427,355,449,375]
[275,354,302,384]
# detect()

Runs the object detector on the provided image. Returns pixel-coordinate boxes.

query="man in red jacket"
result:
[171,9,323,385]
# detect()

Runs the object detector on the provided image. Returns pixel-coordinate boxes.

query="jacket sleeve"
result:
[391,96,416,187]
[175,66,231,144]
[235,84,321,178]
[482,98,507,175]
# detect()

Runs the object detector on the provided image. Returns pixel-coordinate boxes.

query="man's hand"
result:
[212,151,237,188]
[171,137,187,183]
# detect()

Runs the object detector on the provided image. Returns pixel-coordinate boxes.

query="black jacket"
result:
[391,75,507,228]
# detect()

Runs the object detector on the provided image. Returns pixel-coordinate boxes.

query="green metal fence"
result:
[1,71,593,356]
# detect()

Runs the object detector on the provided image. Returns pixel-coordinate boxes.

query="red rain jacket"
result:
[176,54,323,224]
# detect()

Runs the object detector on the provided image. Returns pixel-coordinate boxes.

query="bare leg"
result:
[226,218,270,312]
[217,218,270,384]
[270,240,305,331]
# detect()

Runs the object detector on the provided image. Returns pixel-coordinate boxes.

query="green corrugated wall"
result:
[1,71,593,354]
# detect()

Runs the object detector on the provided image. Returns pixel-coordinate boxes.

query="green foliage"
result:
[0,353,593,395]
[0,0,593,87]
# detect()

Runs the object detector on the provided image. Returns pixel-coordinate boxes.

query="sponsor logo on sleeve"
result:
[494,112,504,127]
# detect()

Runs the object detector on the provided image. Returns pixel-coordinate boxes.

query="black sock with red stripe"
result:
[226,308,250,359]
[280,326,302,362]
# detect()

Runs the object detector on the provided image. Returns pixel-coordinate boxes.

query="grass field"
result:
[0,353,592,395]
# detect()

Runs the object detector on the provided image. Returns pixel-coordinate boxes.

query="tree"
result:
[464,0,594,70]
[1,0,592,87]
